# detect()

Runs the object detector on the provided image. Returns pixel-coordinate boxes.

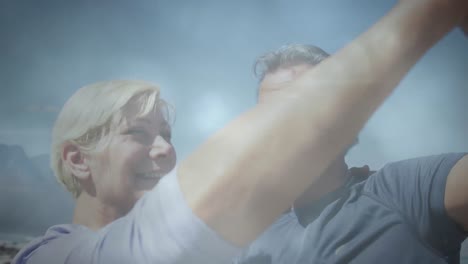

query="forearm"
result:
[296,0,467,132]
[178,0,467,246]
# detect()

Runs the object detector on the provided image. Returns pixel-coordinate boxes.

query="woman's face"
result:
[88,103,177,215]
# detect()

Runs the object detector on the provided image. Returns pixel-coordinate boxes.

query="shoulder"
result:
[380,153,466,173]
[360,153,467,214]
[365,153,467,187]
[12,224,92,264]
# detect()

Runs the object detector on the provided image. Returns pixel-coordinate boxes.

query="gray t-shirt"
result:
[232,210,304,264]
[12,167,241,264]
[235,153,467,264]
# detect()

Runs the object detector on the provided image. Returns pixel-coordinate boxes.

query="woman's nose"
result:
[149,136,173,160]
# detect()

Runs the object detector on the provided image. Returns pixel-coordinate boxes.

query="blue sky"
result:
[1,0,467,169]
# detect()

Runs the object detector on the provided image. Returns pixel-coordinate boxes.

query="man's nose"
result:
[149,136,173,160]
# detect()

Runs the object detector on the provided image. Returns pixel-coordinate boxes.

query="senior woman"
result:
[13,0,468,262]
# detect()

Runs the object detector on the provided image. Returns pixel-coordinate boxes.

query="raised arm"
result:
[445,155,468,231]
[178,0,468,246]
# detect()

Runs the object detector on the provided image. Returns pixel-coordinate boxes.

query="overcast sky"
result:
[1,0,467,169]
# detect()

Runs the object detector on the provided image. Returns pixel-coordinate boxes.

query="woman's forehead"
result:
[126,112,168,128]
[118,93,172,129]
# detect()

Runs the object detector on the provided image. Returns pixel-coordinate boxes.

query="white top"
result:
[12,167,241,264]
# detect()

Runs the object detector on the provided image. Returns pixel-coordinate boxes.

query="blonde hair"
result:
[51,80,174,198]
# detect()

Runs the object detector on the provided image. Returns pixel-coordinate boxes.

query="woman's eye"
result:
[163,135,171,142]
[161,131,172,141]
[127,129,148,136]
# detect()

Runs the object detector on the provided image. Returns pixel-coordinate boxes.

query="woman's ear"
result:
[62,143,90,180]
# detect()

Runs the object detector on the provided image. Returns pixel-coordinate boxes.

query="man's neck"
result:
[293,159,348,210]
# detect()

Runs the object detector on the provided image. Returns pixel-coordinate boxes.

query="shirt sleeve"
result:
[364,153,468,256]
[17,167,241,264]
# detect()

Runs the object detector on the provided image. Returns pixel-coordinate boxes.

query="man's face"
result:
[87,102,177,215]
[258,63,312,102]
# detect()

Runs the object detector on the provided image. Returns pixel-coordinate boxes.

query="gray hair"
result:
[253,44,330,82]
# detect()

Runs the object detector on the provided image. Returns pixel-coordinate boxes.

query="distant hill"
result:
[30,153,56,185]
[0,144,73,237]
[0,144,40,186]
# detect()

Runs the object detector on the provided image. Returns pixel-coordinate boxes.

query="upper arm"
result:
[178,100,357,246]
[445,154,468,231]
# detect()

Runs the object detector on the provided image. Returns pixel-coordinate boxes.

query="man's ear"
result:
[62,143,90,180]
